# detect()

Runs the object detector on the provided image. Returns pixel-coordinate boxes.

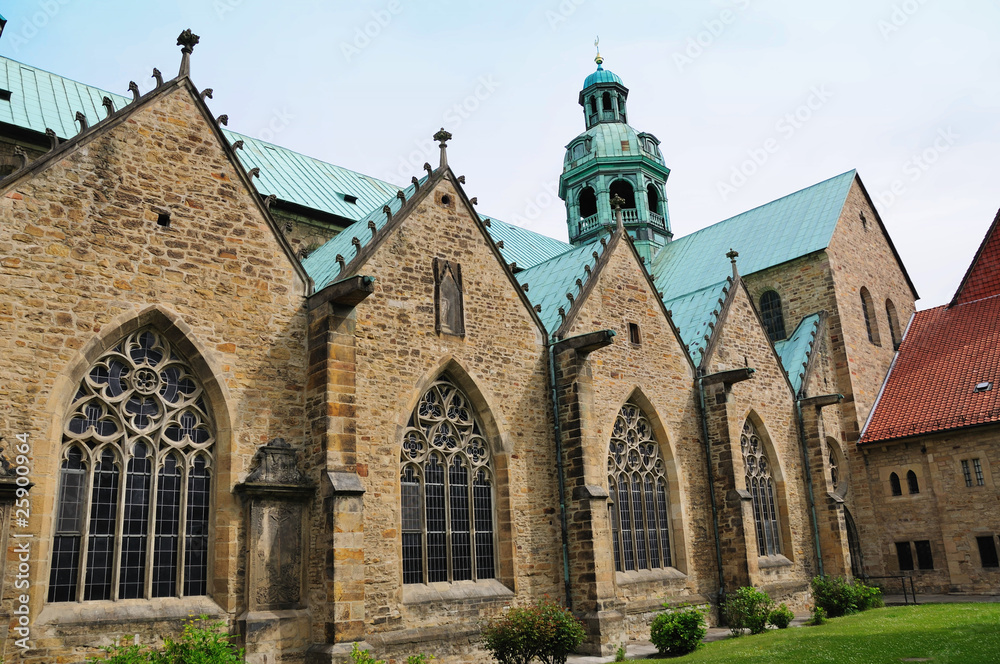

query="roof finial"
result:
[434,127,452,169]
[177,29,200,77]
[611,193,625,231]
[726,248,740,279]
[594,36,603,69]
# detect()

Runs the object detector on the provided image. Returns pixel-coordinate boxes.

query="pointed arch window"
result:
[759,291,786,342]
[401,376,496,584]
[889,472,902,496]
[885,298,902,349]
[861,287,880,345]
[49,329,214,603]
[608,402,673,572]
[741,419,781,557]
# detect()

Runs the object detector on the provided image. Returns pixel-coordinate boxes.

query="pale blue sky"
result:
[3,0,999,307]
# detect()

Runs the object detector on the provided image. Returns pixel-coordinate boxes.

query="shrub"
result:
[807,605,828,625]
[649,604,706,656]
[89,616,243,664]
[406,655,434,664]
[768,603,795,629]
[810,576,884,618]
[350,642,386,664]
[722,586,773,636]
[481,600,585,664]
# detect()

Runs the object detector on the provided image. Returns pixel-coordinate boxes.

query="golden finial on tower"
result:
[594,36,603,68]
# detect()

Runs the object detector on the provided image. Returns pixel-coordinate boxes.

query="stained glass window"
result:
[400,376,495,584]
[759,291,786,342]
[608,402,673,572]
[49,329,215,602]
[742,419,781,557]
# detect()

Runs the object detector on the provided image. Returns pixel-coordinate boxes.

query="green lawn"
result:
[632,604,1000,664]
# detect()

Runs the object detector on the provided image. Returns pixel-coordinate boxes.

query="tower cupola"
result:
[559,46,673,263]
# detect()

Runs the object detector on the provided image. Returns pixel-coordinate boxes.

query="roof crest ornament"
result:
[726,248,740,280]
[177,29,200,77]
[433,127,452,169]
[128,81,140,103]
[102,96,115,119]
[594,36,603,69]
[152,68,163,88]
[611,193,625,231]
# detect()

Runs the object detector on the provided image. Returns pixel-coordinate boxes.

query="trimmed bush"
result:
[723,586,773,636]
[649,605,706,656]
[481,600,586,664]
[768,603,795,629]
[807,605,828,625]
[810,576,884,618]
[89,615,243,664]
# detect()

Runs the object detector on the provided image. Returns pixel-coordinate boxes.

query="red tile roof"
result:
[861,209,1000,444]
[952,209,1000,305]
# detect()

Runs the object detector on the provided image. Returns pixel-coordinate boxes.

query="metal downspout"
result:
[547,341,573,609]
[795,399,825,578]
[697,377,727,602]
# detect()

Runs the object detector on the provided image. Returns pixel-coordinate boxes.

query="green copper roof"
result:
[652,170,856,302]
[0,56,130,138]
[303,173,430,290]
[517,235,610,335]
[774,313,821,395]
[221,130,400,223]
[663,280,730,362]
[565,123,666,167]
[583,66,623,89]
[482,216,570,270]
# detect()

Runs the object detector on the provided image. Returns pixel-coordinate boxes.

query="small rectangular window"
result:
[977,536,999,568]
[962,460,973,487]
[621,140,630,151]
[914,540,934,570]
[157,212,171,227]
[628,322,641,345]
[895,541,914,571]
[0,89,12,102]
[973,458,985,486]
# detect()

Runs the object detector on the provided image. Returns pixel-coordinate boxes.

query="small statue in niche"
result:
[434,258,465,336]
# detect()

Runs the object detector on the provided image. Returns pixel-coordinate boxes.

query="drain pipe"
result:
[547,340,574,609]
[696,367,755,607]
[546,329,616,610]
[696,377,726,603]
[795,393,843,579]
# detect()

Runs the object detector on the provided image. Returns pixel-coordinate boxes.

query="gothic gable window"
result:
[759,291,786,342]
[861,287,880,345]
[885,298,902,349]
[741,419,781,557]
[49,329,214,603]
[434,258,465,337]
[400,376,495,584]
[608,402,673,572]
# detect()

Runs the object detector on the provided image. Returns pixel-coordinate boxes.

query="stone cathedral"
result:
[0,28,997,664]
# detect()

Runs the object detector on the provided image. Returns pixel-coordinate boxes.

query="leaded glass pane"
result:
[119,442,151,599]
[608,401,673,571]
[152,454,181,598]
[400,376,496,584]
[84,449,119,601]
[742,419,781,557]
[53,328,216,602]
[759,291,786,342]
[184,455,211,596]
